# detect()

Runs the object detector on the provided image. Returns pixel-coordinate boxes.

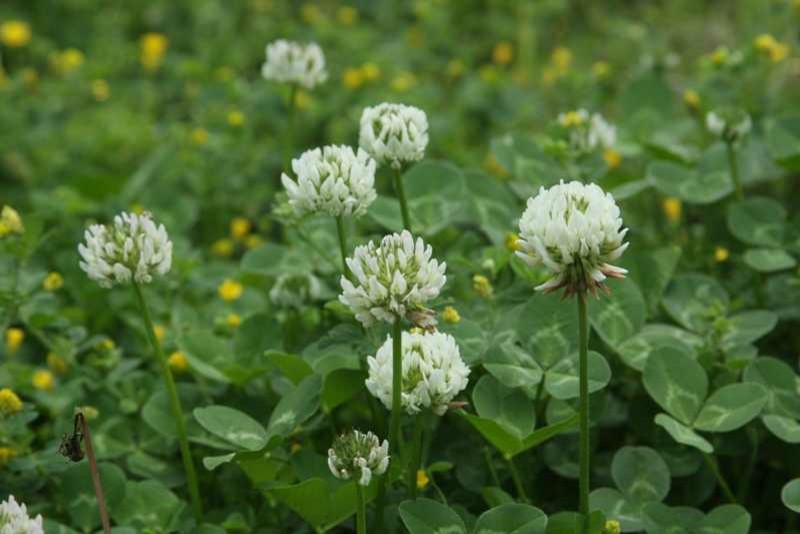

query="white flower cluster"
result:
[339,230,446,328]
[0,495,43,534]
[269,272,322,309]
[261,39,327,89]
[706,110,752,142]
[558,109,617,151]
[517,180,628,297]
[359,103,429,169]
[327,430,389,486]
[78,212,173,288]
[366,331,470,416]
[281,146,377,217]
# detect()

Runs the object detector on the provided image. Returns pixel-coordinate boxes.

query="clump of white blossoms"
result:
[327,430,389,486]
[517,180,628,297]
[261,39,327,89]
[557,109,617,152]
[269,272,322,309]
[78,212,172,288]
[0,495,44,534]
[339,230,446,328]
[359,103,429,169]
[281,146,377,217]
[706,110,752,143]
[366,330,470,415]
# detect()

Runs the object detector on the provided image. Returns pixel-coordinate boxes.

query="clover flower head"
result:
[270,272,322,309]
[367,330,470,415]
[517,180,628,298]
[261,39,327,89]
[78,211,172,288]
[282,146,377,217]
[359,103,429,169]
[558,109,616,152]
[327,430,389,486]
[706,110,752,142]
[339,231,446,328]
[0,495,43,534]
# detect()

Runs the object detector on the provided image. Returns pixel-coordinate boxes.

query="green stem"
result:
[355,484,367,534]
[335,216,349,279]
[284,83,297,172]
[577,295,590,523]
[726,141,743,201]
[408,417,424,498]
[506,455,529,503]
[737,427,759,503]
[703,453,738,504]
[132,282,203,522]
[393,167,412,231]
[483,447,501,487]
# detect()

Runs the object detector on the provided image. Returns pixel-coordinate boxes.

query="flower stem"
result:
[577,294,590,524]
[506,455,529,503]
[132,282,203,522]
[725,141,743,201]
[355,484,367,534]
[393,167,412,231]
[78,412,112,534]
[284,83,298,172]
[389,318,403,455]
[408,416,424,498]
[335,215,349,279]
[703,452,738,504]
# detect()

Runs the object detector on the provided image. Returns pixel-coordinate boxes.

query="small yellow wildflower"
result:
[212,238,235,257]
[447,59,465,78]
[0,206,24,237]
[604,149,622,169]
[391,72,417,92]
[78,405,99,420]
[154,324,166,342]
[551,47,572,73]
[603,520,621,534]
[0,388,23,414]
[769,42,790,63]
[226,313,242,328]
[714,246,730,263]
[442,306,461,324]
[295,90,312,110]
[98,338,115,351]
[140,32,168,71]
[227,110,245,127]
[218,279,244,301]
[52,48,84,74]
[361,63,380,81]
[244,235,264,249]
[592,61,610,79]
[683,89,701,110]
[0,447,15,467]
[0,21,31,48]
[560,110,585,128]
[342,67,365,90]
[168,351,189,373]
[32,369,54,391]
[5,328,24,354]
[710,46,729,66]
[416,469,430,490]
[336,6,358,25]
[43,272,63,292]
[230,217,252,239]
[191,127,208,146]
[92,79,110,102]
[492,41,514,65]
[301,3,323,24]
[662,197,682,223]
[47,352,69,375]
[754,34,778,52]
[473,275,494,299]
[505,232,522,252]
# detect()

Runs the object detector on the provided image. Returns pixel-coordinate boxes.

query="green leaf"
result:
[617,324,699,371]
[743,357,800,418]
[589,488,643,531]
[720,310,778,350]
[520,414,579,450]
[693,383,767,432]
[612,446,671,503]
[743,248,796,273]
[644,348,707,425]
[588,278,647,348]
[782,479,800,513]
[514,293,578,368]
[483,341,543,392]
[405,160,472,236]
[460,411,577,459]
[111,480,184,530]
[647,160,731,204]
[695,504,751,534]
[621,247,681,314]
[654,414,713,454]
[56,463,126,531]
[399,498,468,534]
[762,415,800,443]
[663,274,728,333]
[321,369,365,411]
[727,197,786,248]
[474,503,548,534]
[266,374,323,442]
[266,350,313,385]
[473,375,536,438]
[193,405,268,451]
[766,115,800,170]
[544,351,611,400]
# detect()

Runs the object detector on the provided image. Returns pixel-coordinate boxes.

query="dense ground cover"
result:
[1,1,800,532]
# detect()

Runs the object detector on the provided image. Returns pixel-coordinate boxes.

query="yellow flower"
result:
[754,34,778,52]
[295,90,312,110]
[226,313,242,328]
[92,79,110,102]
[244,235,264,249]
[361,63,380,81]
[342,67,365,90]
[416,469,430,490]
[78,405,99,420]
[560,110,585,128]
[212,238,235,257]
[5,328,24,354]
[710,46,729,66]
[391,72,417,92]
[140,32,168,71]
[603,520,621,534]
[0,388,23,414]
[442,306,461,324]
[218,279,244,301]
[0,447,15,467]
[662,197,682,223]
[473,275,494,299]
[754,34,790,63]
[168,351,189,373]
[301,3,323,24]
[0,205,24,237]
[43,272,63,292]
[230,217,252,239]
[769,42,790,63]
[98,338,115,351]
[154,324,166,342]
[714,246,730,263]
[505,232,522,252]
[683,89,701,110]
[551,47,572,73]
[32,369,54,391]
[592,61,610,79]
[47,352,69,375]
[492,41,514,65]
[337,6,358,25]
[227,109,245,127]
[52,48,84,74]
[0,21,31,48]
[604,149,622,169]
[191,127,209,146]
[447,59,465,78]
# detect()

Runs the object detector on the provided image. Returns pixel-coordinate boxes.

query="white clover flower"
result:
[558,109,616,152]
[78,212,172,288]
[705,110,752,142]
[281,146,377,217]
[261,39,327,89]
[517,180,628,297]
[359,103,429,169]
[269,272,321,309]
[339,230,446,328]
[0,495,44,534]
[327,430,389,486]
[367,330,470,416]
